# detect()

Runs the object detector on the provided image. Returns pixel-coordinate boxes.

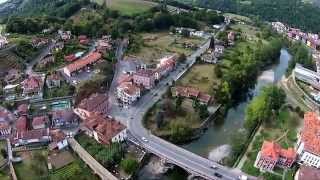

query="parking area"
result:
[60,64,101,86]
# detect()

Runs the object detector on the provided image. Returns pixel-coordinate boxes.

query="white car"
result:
[141,137,148,142]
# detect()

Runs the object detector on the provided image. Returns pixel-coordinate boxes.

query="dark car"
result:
[214,172,223,178]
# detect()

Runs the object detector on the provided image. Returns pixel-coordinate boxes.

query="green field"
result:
[108,0,157,16]
[177,64,219,94]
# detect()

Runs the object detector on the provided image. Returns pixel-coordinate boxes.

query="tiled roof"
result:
[17,104,28,114]
[198,93,212,104]
[118,82,140,96]
[0,109,10,122]
[12,128,49,143]
[84,113,125,144]
[21,76,42,91]
[117,74,132,84]
[298,165,320,180]
[50,129,66,143]
[47,73,61,81]
[78,93,108,114]
[301,112,320,156]
[16,116,27,133]
[134,69,155,77]
[176,86,200,97]
[260,141,296,161]
[64,52,101,73]
[32,116,47,127]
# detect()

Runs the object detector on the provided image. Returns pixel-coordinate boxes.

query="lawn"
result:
[14,150,49,180]
[132,32,206,64]
[177,64,219,94]
[108,0,157,16]
[0,168,11,180]
[240,107,300,180]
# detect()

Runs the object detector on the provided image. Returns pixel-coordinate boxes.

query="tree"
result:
[120,158,139,174]
[177,53,187,64]
[175,96,183,111]
[169,121,193,143]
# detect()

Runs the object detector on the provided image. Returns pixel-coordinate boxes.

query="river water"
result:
[181,48,292,159]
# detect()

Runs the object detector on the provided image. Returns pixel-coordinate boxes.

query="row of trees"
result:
[214,38,283,105]
[287,41,315,74]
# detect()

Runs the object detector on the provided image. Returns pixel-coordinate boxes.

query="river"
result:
[181,48,292,160]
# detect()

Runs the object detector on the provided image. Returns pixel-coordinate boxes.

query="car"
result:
[210,165,218,169]
[214,172,222,178]
[141,137,148,142]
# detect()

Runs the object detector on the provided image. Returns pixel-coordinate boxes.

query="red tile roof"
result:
[52,109,77,122]
[16,116,27,133]
[298,165,320,180]
[198,92,212,104]
[12,128,50,143]
[135,69,155,77]
[78,93,109,114]
[64,52,101,74]
[21,76,42,92]
[260,141,296,161]
[84,113,125,144]
[32,116,47,127]
[17,104,28,115]
[301,112,320,156]
[64,54,77,62]
[176,86,200,97]
[78,35,87,40]
[50,129,66,143]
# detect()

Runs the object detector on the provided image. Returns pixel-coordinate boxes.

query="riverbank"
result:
[182,48,292,163]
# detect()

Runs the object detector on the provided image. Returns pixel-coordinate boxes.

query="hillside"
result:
[181,0,320,33]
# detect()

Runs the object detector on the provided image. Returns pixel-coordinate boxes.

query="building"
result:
[32,116,48,129]
[78,35,89,45]
[296,112,320,168]
[201,52,216,64]
[11,128,51,147]
[133,69,155,89]
[4,69,21,84]
[295,165,320,180]
[15,116,27,134]
[63,52,102,77]
[171,86,212,105]
[154,55,176,80]
[293,64,320,90]
[271,22,288,34]
[254,141,296,172]
[17,104,28,116]
[190,31,205,38]
[51,109,79,128]
[21,75,44,98]
[0,35,8,49]
[46,73,61,89]
[97,36,112,54]
[74,93,109,119]
[58,30,71,41]
[0,107,14,137]
[83,112,126,145]
[228,31,235,45]
[49,129,68,151]
[31,38,49,48]
[117,82,140,107]
[214,45,225,58]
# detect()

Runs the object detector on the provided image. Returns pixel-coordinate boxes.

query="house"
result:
[0,35,8,49]
[11,128,51,147]
[31,38,49,48]
[58,30,71,41]
[32,116,48,129]
[190,31,205,38]
[49,129,68,151]
[4,69,21,84]
[46,73,61,89]
[74,93,109,119]
[296,112,320,168]
[254,141,296,172]
[15,116,27,133]
[171,86,212,105]
[214,45,225,58]
[64,54,77,62]
[97,36,112,54]
[51,109,79,128]
[295,165,320,180]
[201,52,216,64]
[117,82,140,107]
[133,69,155,89]
[63,52,102,77]
[83,112,126,145]
[21,75,44,98]
[3,84,19,100]
[293,64,320,90]
[0,107,14,137]
[37,55,55,69]
[17,104,28,116]
[154,55,176,80]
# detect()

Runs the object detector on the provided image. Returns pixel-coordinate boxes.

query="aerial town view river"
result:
[182,49,292,161]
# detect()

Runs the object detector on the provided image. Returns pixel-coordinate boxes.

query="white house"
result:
[117,82,140,107]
